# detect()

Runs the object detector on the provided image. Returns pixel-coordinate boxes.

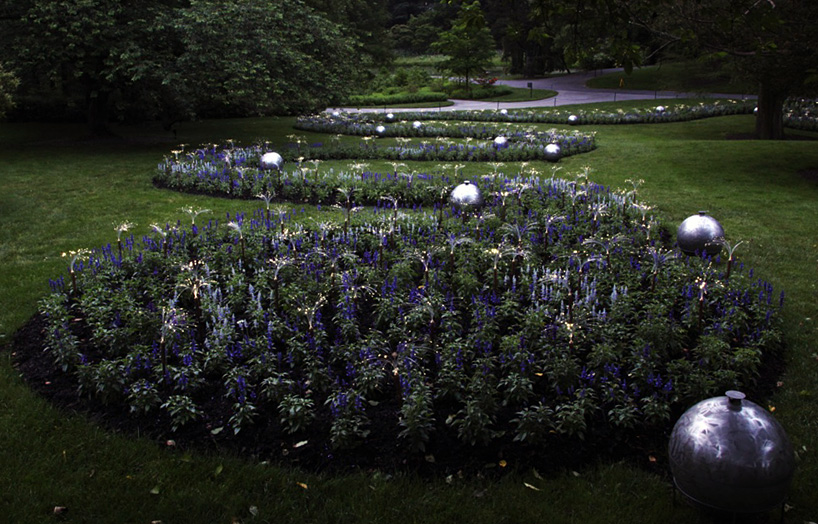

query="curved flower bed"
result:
[41,170,783,455]
[310,100,757,127]
[153,141,590,202]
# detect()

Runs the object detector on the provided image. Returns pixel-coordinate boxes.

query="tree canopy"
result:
[617,0,818,139]
[431,0,497,91]
[1,0,370,134]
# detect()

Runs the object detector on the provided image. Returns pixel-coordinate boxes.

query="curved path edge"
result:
[328,68,756,114]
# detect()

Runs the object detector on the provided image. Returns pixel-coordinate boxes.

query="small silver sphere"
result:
[568,115,579,124]
[493,136,508,148]
[656,105,666,113]
[669,391,795,514]
[332,110,341,117]
[260,152,284,171]
[677,211,725,256]
[386,112,395,122]
[499,108,508,115]
[375,125,387,136]
[449,180,483,209]
[544,143,561,162]
[412,121,423,130]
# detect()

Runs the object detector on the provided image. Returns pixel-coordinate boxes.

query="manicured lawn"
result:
[1,107,817,523]
[586,60,756,94]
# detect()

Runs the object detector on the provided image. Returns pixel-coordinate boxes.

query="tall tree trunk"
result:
[87,89,112,137]
[755,80,786,140]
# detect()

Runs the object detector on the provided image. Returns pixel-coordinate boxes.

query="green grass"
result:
[586,60,756,94]
[2,111,818,523]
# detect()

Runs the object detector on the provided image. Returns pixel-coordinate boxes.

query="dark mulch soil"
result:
[8,312,782,480]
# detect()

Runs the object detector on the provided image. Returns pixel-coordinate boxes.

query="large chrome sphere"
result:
[449,180,483,210]
[412,121,423,130]
[544,143,562,162]
[499,108,508,115]
[375,125,387,137]
[568,114,579,124]
[669,391,795,514]
[493,136,508,148]
[385,112,396,122]
[260,152,284,171]
[656,105,666,113]
[677,212,725,256]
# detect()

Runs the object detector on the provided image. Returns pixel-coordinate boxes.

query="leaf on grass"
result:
[533,468,543,480]
[297,482,309,489]
[211,426,224,435]
[214,464,224,478]
[524,482,541,491]
[150,485,161,495]
[293,440,308,448]
[249,506,259,517]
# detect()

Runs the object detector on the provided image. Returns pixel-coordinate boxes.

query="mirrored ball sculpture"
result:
[260,152,284,171]
[449,180,484,210]
[677,211,725,256]
[544,143,562,162]
[375,125,387,137]
[493,136,508,148]
[669,391,796,515]
[568,114,579,124]
[412,121,423,130]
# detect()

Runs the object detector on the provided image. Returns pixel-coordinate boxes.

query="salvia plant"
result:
[40,166,784,455]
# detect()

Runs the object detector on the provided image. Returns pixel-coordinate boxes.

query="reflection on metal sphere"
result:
[386,113,395,122]
[500,108,508,115]
[375,125,387,136]
[332,111,341,117]
[544,143,562,162]
[260,152,284,171]
[449,180,483,209]
[677,211,725,256]
[656,105,666,112]
[568,115,579,124]
[669,391,796,514]
[493,136,508,147]
[412,121,423,130]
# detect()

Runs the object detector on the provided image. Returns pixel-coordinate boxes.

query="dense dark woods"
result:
[0,0,815,137]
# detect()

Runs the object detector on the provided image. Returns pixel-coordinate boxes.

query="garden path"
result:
[328,67,756,113]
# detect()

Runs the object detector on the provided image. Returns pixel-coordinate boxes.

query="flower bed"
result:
[314,100,757,126]
[153,137,593,202]
[40,169,783,458]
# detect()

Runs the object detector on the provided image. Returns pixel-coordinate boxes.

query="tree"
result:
[620,0,818,139]
[431,0,497,92]
[1,0,368,135]
[0,64,18,120]
[171,0,364,119]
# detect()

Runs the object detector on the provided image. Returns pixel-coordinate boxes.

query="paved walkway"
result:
[328,68,756,113]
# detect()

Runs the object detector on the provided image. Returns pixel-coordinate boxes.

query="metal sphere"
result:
[656,105,666,113]
[375,125,387,137]
[568,114,579,124]
[385,112,395,122]
[677,211,725,256]
[544,143,562,162]
[260,152,284,171]
[412,121,423,130]
[499,108,508,115]
[449,180,483,210]
[332,110,341,117]
[493,136,508,148]
[669,391,796,514]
